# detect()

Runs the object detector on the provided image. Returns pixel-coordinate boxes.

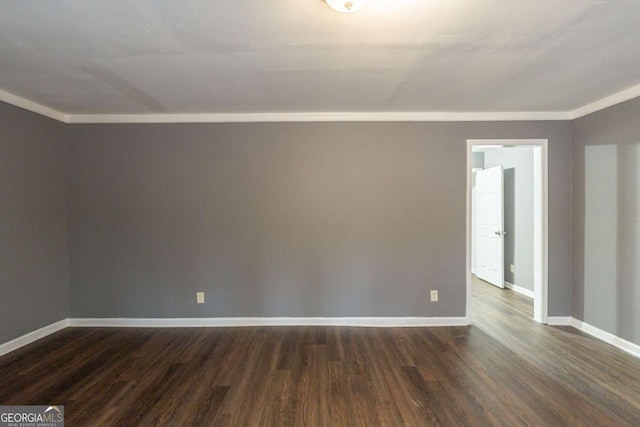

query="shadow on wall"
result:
[584,143,639,344]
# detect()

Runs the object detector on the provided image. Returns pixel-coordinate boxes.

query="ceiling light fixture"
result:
[325,0,368,13]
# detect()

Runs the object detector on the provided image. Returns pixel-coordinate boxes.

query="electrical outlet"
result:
[510,264,515,273]
[430,290,439,302]
[196,292,205,304]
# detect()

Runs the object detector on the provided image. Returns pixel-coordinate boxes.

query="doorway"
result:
[466,139,548,324]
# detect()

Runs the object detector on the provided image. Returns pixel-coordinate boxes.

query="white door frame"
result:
[466,139,549,324]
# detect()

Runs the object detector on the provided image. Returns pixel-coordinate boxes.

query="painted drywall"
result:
[67,121,572,318]
[0,101,68,344]
[484,147,535,291]
[573,96,640,346]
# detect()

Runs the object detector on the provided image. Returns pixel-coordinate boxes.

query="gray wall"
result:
[573,97,640,345]
[67,121,573,318]
[0,101,68,344]
[484,147,535,291]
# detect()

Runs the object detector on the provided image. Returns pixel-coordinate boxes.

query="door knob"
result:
[494,231,507,236]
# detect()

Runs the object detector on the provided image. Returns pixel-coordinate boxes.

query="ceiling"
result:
[1,0,640,116]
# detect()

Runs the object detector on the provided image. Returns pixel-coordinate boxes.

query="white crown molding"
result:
[67,317,469,328]
[0,89,68,122]
[64,111,572,124]
[0,319,68,357]
[2,84,640,123]
[571,83,640,119]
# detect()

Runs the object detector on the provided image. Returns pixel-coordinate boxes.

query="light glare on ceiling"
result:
[325,0,369,13]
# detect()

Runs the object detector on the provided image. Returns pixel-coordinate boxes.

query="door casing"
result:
[466,139,549,324]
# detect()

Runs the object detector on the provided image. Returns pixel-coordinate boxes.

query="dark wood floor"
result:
[1,282,639,426]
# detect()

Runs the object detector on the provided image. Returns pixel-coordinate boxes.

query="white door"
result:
[475,166,505,288]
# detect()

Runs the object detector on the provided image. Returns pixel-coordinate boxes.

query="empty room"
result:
[1,1,639,426]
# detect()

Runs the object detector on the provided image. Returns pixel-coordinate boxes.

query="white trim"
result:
[466,139,549,325]
[65,111,571,124]
[571,83,640,119]
[67,317,469,328]
[532,146,544,322]
[1,84,640,123]
[466,144,474,326]
[569,318,640,359]
[546,317,640,359]
[547,316,572,326]
[504,282,535,299]
[1,82,639,123]
[0,319,68,357]
[4,317,637,361]
[0,89,68,122]
[535,144,549,324]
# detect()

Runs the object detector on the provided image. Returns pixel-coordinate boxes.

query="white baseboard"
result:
[5,317,637,361]
[547,316,573,326]
[547,316,639,359]
[504,282,535,299]
[0,319,68,357]
[568,318,640,359]
[67,317,470,328]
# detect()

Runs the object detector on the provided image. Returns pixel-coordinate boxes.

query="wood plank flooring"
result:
[1,280,639,426]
